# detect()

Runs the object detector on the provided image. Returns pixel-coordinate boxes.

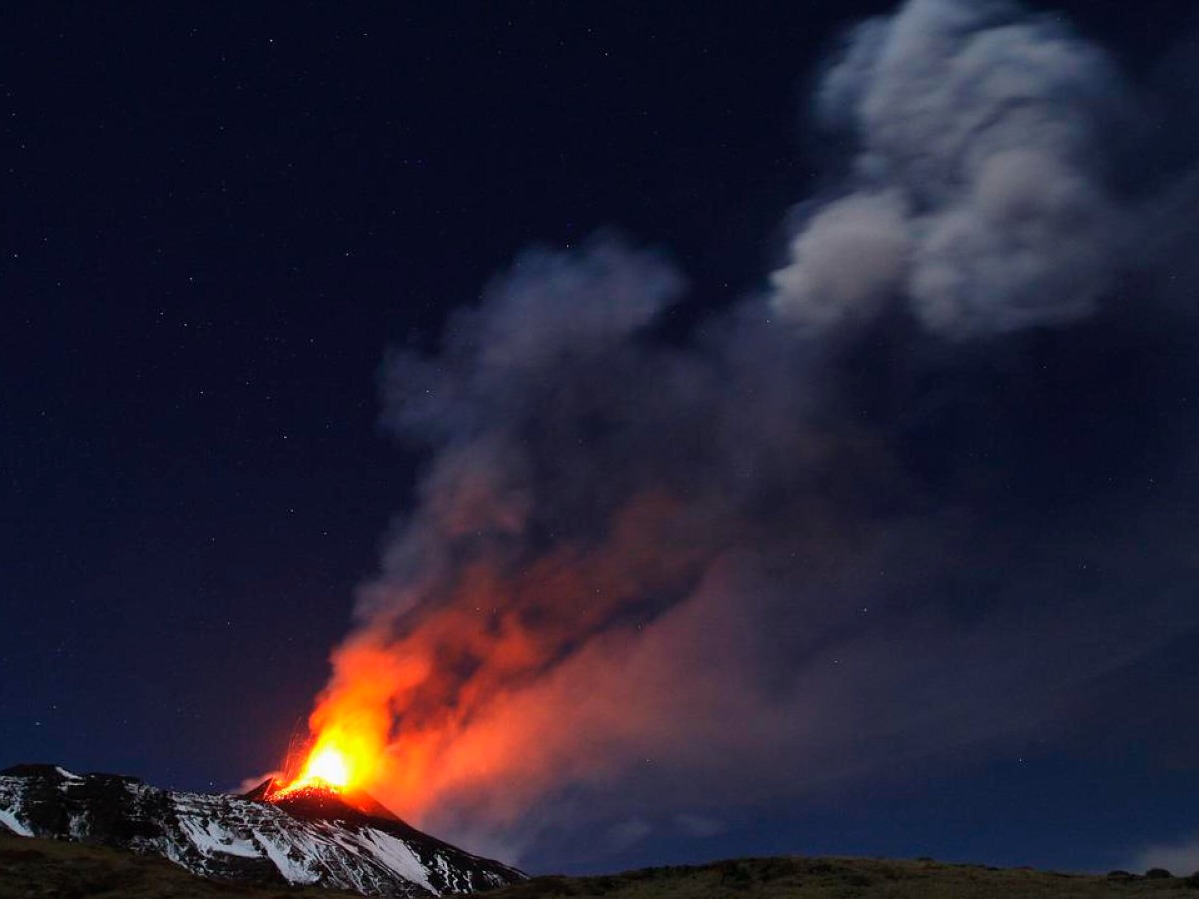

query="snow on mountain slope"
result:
[0,764,523,897]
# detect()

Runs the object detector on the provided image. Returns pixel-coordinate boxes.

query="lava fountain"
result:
[270,744,353,798]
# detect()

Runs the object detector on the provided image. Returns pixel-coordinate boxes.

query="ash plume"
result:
[770,0,1127,337]
[306,0,1199,866]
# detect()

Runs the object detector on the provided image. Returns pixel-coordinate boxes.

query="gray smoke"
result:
[770,0,1126,337]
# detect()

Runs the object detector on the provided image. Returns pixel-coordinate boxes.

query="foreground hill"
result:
[482,856,1199,899]
[4,836,1199,898]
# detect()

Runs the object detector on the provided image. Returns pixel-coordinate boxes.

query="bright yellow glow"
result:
[272,740,362,798]
[301,745,350,788]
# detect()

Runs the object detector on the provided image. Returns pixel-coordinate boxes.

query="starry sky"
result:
[5,0,1199,879]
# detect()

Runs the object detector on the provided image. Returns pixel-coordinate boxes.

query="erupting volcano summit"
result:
[0,764,524,896]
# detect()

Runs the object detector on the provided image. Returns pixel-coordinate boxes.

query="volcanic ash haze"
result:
[295,0,1199,864]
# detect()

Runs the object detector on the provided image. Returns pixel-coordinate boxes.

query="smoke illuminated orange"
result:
[262,491,721,824]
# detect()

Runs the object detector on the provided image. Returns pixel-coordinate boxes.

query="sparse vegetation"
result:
[475,856,1199,898]
[7,832,1199,899]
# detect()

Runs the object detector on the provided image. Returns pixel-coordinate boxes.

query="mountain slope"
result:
[0,764,523,897]
[0,831,368,898]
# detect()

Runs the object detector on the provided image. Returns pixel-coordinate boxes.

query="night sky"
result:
[5,0,1199,878]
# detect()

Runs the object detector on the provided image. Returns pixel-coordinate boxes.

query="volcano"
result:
[0,763,523,897]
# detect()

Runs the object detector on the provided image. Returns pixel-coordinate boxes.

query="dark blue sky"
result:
[4,0,1199,878]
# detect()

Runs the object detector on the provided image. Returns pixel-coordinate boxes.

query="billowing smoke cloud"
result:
[770,0,1125,337]
[305,0,1199,867]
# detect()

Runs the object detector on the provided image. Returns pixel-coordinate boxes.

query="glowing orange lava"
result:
[271,738,368,798]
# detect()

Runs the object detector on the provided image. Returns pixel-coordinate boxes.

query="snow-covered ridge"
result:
[0,764,523,897]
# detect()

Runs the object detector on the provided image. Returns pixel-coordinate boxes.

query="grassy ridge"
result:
[477,856,1199,899]
[5,832,1199,898]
